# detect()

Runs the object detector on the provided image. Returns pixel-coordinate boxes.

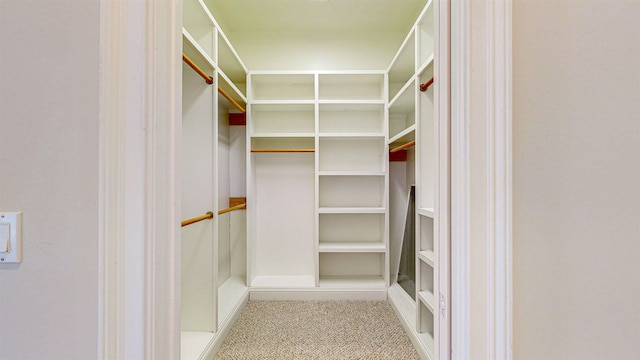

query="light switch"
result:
[0,212,22,264]
[0,223,10,253]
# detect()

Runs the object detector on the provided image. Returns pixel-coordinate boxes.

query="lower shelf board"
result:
[218,276,248,327]
[319,275,385,288]
[251,275,316,288]
[418,250,435,267]
[388,283,435,360]
[318,241,386,252]
[180,331,214,360]
[417,290,435,313]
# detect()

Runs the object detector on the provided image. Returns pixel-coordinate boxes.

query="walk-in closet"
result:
[180,1,449,359]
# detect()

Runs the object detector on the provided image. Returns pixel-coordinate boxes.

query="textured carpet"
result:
[214,300,420,359]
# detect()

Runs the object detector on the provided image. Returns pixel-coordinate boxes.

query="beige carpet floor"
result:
[214,300,420,360]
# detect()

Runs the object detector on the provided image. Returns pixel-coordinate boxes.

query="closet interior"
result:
[180,0,448,359]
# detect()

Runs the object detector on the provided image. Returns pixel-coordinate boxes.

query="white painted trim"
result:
[434,0,452,358]
[485,0,512,358]
[450,0,512,359]
[99,0,181,358]
[450,0,470,357]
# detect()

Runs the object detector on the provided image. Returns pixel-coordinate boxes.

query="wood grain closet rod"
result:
[390,140,416,153]
[420,77,434,92]
[218,87,246,113]
[251,149,315,153]
[218,203,246,215]
[182,54,213,84]
[181,211,214,227]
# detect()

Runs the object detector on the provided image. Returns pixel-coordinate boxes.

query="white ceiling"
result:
[205,0,428,33]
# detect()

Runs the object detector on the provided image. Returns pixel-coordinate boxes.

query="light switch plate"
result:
[0,212,22,264]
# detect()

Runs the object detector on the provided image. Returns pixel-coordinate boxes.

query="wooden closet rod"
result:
[251,149,315,153]
[182,54,246,113]
[420,77,434,92]
[181,211,214,227]
[218,203,246,215]
[218,87,246,113]
[182,54,213,84]
[390,140,416,153]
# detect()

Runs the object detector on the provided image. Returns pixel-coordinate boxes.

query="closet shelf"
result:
[251,275,315,289]
[319,275,386,288]
[318,207,386,214]
[182,54,213,85]
[318,133,385,139]
[251,149,315,153]
[250,100,315,105]
[250,133,315,138]
[418,290,436,314]
[318,242,386,253]
[389,124,416,145]
[418,207,435,218]
[218,86,246,113]
[389,76,416,107]
[218,69,247,106]
[417,54,435,76]
[182,29,215,69]
[318,99,385,105]
[418,250,435,267]
[390,140,416,153]
[318,170,385,176]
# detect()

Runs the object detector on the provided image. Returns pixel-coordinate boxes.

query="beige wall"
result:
[0,1,100,359]
[513,0,640,359]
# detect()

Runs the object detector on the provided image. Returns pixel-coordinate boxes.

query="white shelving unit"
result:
[181,1,249,359]
[181,0,448,357]
[246,71,389,299]
[386,1,448,360]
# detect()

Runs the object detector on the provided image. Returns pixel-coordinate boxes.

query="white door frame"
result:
[450,0,512,359]
[97,0,512,358]
[99,0,182,358]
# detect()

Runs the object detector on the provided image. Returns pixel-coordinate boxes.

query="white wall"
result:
[512,0,640,359]
[228,30,405,71]
[0,0,100,359]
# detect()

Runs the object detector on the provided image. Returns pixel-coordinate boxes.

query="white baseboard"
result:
[199,290,249,360]
[388,284,433,360]
[249,288,388,301]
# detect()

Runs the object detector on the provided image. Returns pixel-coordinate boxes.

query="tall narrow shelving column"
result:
[247,73,317,291]
[317,73,388,290]
[181,0,249,358]
[247,71,389,299]
[386,1,448,359]
[181,2,218,357]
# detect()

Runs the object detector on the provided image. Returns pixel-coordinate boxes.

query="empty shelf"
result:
[418,250,435,267]
[318,242,386,253]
